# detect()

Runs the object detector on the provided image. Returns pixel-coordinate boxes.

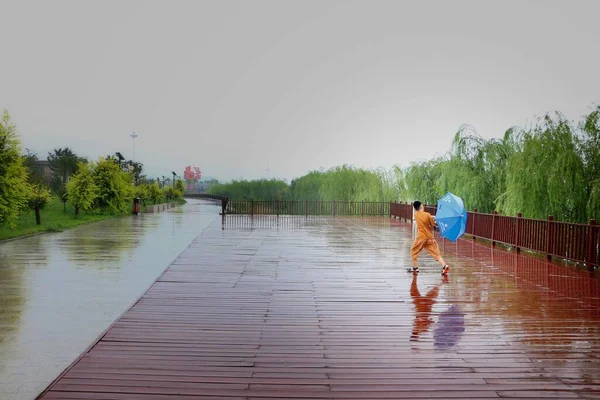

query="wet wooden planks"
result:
[38,216,600,399]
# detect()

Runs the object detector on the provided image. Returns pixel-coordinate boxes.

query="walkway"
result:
[38,216,600,399]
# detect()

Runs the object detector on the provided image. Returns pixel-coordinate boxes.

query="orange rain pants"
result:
[411,238,446,267]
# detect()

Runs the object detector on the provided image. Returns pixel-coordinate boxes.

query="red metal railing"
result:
[389,202,600,270]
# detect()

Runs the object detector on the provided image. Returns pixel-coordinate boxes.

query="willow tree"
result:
[437,125,518,213]
[580,105,600,220]
[377,165,407,202]
[405,158,445,204]
[499,112,587,222]
[289,171,326,201]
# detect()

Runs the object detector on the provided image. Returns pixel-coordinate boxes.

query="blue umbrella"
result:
[436,192,467,242]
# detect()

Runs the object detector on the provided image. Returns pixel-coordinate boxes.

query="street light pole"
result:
[130,132,138,161]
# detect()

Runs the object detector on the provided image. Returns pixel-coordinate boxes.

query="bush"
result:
[148,182,164,205]
[92,158,134,214]
[67,163,100,216]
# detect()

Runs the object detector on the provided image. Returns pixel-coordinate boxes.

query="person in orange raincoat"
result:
[411,201,450,275]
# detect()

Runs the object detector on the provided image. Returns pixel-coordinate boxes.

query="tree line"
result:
[209,106,600,223]
[0,110,185,228]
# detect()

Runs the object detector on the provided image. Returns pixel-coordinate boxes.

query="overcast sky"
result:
[1,0,599,181]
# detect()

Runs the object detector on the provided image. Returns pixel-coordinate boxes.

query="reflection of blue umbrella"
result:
[434,304,465,349]
[436,192,467,242]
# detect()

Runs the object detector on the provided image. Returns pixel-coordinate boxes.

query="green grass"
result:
[0,196,123,241]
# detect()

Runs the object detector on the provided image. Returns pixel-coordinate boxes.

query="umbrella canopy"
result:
[436,192,467,242]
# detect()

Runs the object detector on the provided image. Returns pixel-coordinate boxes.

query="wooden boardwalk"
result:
[38,216,600,399]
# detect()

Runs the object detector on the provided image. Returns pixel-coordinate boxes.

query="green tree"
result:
[92,158,134,214]
[27,185,52,225]
[134,184,150,206]
[433,125,518,213]
[164,187,175,202]
[405,158,445,204]
[580,105,600,220]
[22,149,46,185]
[57,184,68,212]
[122,160,144,186]
[498,113,587,221]
[48,147,87,192]
[174,179,185,199]
[148,182,164,204]
[0,109,31,227]
[67,162,100,216]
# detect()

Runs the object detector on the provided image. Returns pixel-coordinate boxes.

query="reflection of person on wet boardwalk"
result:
[410,274,446,341]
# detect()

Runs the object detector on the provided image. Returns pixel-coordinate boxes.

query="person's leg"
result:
[410,239,425,269]
[424,239,450,274]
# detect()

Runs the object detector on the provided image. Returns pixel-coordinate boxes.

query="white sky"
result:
[1,0,599,181]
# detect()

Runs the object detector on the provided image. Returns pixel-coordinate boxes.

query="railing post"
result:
[587,219,597,270]
[389,202,392,218]
[472,209,478,241]
[276,199,280,217]
[515,212,522,254]
[361,200,364,217]
[546,215,554,261]
[491,211,498,247]
[250,199,254,216]
[333,200,336,217]
[305,200,308,217]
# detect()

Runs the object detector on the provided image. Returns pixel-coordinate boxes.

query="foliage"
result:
[210,179,290,200]
[209,165,403,202]
[184,166,201,189]
[22,149,46,185]
[66,162,100,215]
[122,160,144,185]
[404,158,445,205]
[48,147,87,192]
[403,107,599,222]
[134,184,150,206]
[580,105,600,220]
[148,182,164,204]
[498,113,587,222]
[27,184,52,225]
[174,179,185,198]
[427,125,518,213]
[57,184,68,211]
[28,184,52,210]
[0,109,31,227]
[92,158,134,214]
[164,187,176,201]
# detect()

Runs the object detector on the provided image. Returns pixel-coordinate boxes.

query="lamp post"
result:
[172,171,177,189]
[130,132,138,161]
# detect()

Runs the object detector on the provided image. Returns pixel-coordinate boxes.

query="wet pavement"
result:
[0,199,220,400]
[36,215,600,399]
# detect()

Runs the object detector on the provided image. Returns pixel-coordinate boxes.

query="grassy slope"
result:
[0,196,120,241]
